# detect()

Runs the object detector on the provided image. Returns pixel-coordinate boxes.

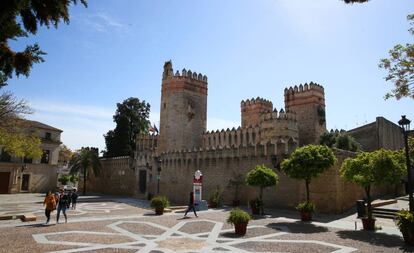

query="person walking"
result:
[71,189,78,210]
[184,191,198,218]
[56,189,69,223]
[43,191,56,224]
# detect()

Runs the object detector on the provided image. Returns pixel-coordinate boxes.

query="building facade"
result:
[0,120,62,194]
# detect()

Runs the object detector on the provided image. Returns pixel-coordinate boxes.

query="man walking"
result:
[184,191,198,218]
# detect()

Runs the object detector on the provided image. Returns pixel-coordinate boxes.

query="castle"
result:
[88,61,399,213]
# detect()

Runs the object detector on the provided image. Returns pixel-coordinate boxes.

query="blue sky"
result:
[6,0,414,151]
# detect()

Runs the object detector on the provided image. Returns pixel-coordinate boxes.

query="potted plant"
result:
[245,164,278,215]
[296,201,315,221]
[150,195,169,215]
[209,186,223,208]
[227,174,245,207]
[248,198,263,215]
[396,209,414,245]
[340,149,405,230]
[280,145,336,221]
[227,208,251,236]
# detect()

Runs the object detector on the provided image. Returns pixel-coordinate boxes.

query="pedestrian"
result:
[71,189,78,210]
[43,190,56,224]
[67,190,72,208]
[184,191,198,218]
[56,189,69,223]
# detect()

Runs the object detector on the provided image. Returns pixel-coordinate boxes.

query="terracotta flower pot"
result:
[300,211,312,221]
[401,229,414,246]
[361,217,376,230]
[155,207,164,215]
[234,223,247,236]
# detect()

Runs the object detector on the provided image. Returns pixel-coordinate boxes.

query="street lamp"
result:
[399,115,413,212]
[157,158,162,194]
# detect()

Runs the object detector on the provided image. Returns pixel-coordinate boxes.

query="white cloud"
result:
[74,11,130,35]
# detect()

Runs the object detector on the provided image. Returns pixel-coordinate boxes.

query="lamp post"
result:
[157,158,162,194]
[399,115,413,212]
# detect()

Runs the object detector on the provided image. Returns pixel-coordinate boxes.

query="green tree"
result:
[104,98,151,157]
[340,149,405,218]
[379,14,414,100]
[0,0,87,87]
[320,130,361,152]
[69,147,101,196]
[0,126,42,160]
[281,145,336,203]
[245,164,278,214]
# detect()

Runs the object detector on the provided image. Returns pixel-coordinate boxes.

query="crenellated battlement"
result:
[162,61,208,83]
[259,108,296,122]
[284,82,324,96]
[240,97,273,108]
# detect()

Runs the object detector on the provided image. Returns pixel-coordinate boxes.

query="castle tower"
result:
[284,82,326,146]
[241,97,273,128]
[158,61,208,153]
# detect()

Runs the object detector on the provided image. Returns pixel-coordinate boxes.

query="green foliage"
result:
[379,14,414,100]
[69,147,101,195]
[248,198,264,209]
[104,98,151,157]
[396,209,414,232]
[340,149,405,188]
[58,175,70,185]
[0,128,42,159]
[227,208,251,225]
[69,174,79,183]
[245,164,278,190]
[296,201,316,213]
[341,149,406,218]
[281,145,336,182]
[150,195,169,208]
[0,0,87,86]
[319,130,360,152]
[209,186,223,207]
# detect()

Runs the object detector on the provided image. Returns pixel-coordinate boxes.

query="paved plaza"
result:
[0,194,413,252]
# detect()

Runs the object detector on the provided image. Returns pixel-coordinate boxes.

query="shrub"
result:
[150,195,169,209]
[209,186,223,207]
[58,175,70,185]
[296,201,316,213]
[227,208,251,225]
[396,209,414,232]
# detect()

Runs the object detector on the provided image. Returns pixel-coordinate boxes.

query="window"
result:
[45,132,51,140]
[41,150,50,164]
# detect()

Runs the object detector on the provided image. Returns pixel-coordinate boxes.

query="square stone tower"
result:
[241,98,273,128]
[158,61,208,153]
[284,82,326,146]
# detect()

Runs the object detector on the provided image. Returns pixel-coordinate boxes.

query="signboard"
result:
[193,170,202,204]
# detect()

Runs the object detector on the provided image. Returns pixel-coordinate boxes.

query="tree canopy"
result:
[104,97,151,157]
[0,0,87,87]
[319,130,361,152]
[281,145,336,203]
[379,14,414,100]
[69,147,101,195]
[340,149,406,217]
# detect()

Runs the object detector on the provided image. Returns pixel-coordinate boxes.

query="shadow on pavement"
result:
[336,230,414,251]
[266,221,329,234]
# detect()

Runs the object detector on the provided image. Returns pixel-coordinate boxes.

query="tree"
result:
[0,0,87,87]
[320,130,361,152]
[281,145,336,203]
[104,98,151,157]
[69,147,101,196]
[245,164,279,214]
[379,15,414,100]
[0,124,42,160]
[58,144,73,165]
[340,149,405,219]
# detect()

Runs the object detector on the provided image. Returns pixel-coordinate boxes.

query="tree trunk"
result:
[364,186,372,219]
[305,179,310,203]
[83,166,87,196]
